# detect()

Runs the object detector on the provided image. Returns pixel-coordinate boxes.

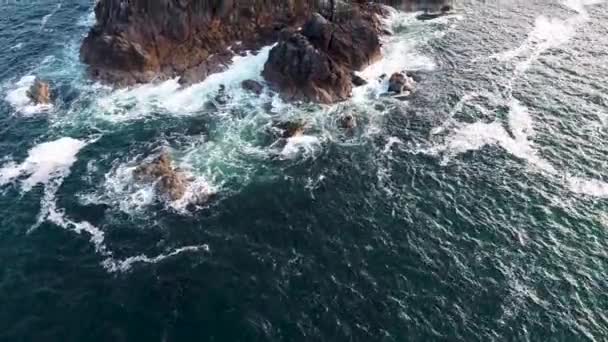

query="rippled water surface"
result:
[1,0,608,341]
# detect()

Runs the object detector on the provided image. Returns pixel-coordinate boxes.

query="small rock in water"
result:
[388,72,415,94]
[351,73,367,87]
[133,151,188,201]
[214,84,229,105]
[241,79,264,95]
[339,113,357,130]
[26,78,51,105]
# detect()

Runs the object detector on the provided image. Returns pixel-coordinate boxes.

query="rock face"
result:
[26,78,51,105]
[262,29,352,104]
[81,0,334,86]
[133,152,188,201]
[81,0,447,98]
[263,5,384,103]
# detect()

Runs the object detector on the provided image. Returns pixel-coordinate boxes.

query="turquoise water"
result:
[1,0,608,341]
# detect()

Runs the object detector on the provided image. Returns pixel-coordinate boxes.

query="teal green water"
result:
[1,1,608,341]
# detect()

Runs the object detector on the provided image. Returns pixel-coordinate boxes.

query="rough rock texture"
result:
[275,120,307,138]
[81,0,336,86]
[81,0,452,86]
[27,78,51,105]
[133,152,188,201]
[388,72,415,94]
[241,79,264,95]
[262,5,385,103]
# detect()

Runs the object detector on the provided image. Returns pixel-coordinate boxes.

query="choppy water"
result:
[1,0,608,341]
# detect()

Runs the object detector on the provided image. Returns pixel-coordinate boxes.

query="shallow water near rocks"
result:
[1,0,608,341]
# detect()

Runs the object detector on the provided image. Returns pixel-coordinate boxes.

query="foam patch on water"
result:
[5,75,53,115]
[94,46,274,122]
[45,196,210,273]
[281,135,322,159]
[428,99,608,198]
[10,43,24,50]
[0,137,87,191]
[0,139,210,272]
[103,245,210,273]
[492,0,605,73]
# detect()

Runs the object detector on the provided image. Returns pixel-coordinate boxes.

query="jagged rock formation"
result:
[262,5,384,103]
[81,0,451,100]
[81,0,332,85]
[388,72,416,94]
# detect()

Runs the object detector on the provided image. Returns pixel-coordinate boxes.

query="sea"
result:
[1,0,607,341]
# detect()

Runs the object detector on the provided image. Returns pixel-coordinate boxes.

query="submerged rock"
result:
[275,120,307,139]
[241,79,264,95]
[26,78,51,105]
[133,152,188,201]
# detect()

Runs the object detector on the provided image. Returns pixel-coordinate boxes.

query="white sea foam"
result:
[40,4,62,30]
[5,75,53,115]
[95,46,273,121]
[0,139,210,272]
[281,135,322,159]
[43,194,210,273]
[492,0,605,72]
[89,152,218,215]
[353,10,437,102]
[10,43,23,50]
[103,245,210,273]
[0,137,87,191]
[430,98,608,198]
[383,137,403,154]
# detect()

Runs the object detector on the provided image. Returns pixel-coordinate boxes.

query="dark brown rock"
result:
[80,0,439,95]
[388,72,415,94]
[26,78,51,105]
[263,3,386,103]
[262,29,352,104]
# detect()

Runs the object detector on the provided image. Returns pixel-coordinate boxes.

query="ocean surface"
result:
[1,0,608,341]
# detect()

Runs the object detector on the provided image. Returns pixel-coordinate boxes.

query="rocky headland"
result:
[81,0,451,102]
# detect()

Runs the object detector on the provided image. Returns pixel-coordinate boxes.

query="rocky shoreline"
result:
[80,0,450,103]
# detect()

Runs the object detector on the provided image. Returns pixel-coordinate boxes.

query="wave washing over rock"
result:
[2,0,608,341]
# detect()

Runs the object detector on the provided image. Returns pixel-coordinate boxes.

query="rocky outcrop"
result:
[262,29,352,104]
[262,5,385,103]
[81,0,335,86]
[26,78,51,105]
[388,72,415,94]
[133,151,189,201]
[81,0,450,99]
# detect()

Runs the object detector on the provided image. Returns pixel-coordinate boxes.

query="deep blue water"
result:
[1,0,608,341]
